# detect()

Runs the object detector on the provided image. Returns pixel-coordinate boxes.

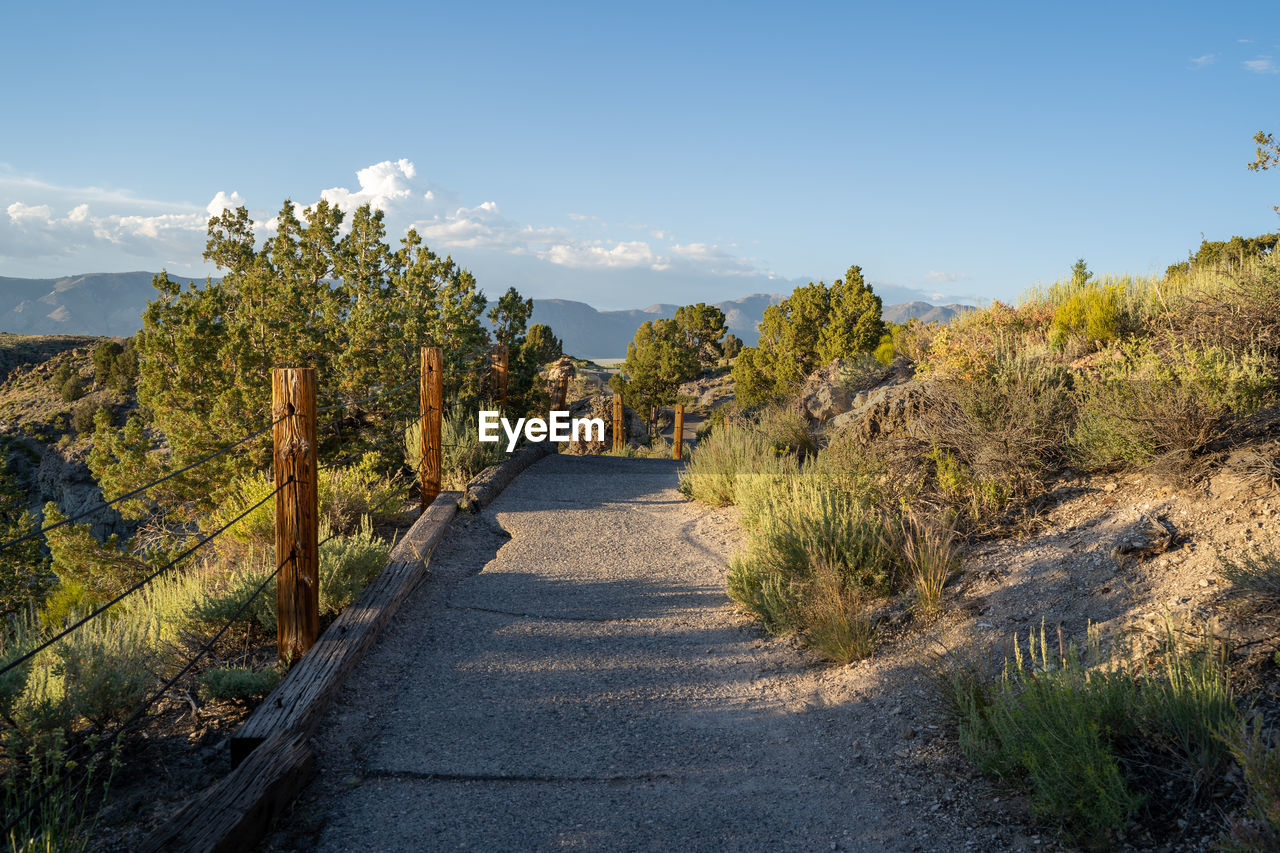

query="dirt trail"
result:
[266,454,1028,852]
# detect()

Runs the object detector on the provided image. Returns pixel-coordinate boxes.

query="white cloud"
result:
[7,202,53,223]
[544,240,659,269]
[925,270,967,282]
[320,158,423,213]
[1244,56,1279,74]
[1189,54,1215,69]
[0,159,776,288]
[206,191,246,218]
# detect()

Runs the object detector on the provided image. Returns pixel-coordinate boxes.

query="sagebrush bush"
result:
[405,405,504,489]
[918,358,1072,520]
[679,424,796,507]
[200,665,281,702]
[727,473,902,655]
[320,452,406,534]
[1069,340,1274,472]
[936,623,1238,847]
[753,403,816,457]
[1220,549,1280,612]
[212,452,406,557]
[318,516,392,615]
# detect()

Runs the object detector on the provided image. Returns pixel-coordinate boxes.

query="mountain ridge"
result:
[0,272,964,358]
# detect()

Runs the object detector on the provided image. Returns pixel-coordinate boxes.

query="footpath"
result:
[267,454,1000,852]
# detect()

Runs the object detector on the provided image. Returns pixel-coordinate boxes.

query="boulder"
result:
[829,380,929,443]
[561,394,650,455]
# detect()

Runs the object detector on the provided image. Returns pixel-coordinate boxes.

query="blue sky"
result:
[2,0,1278,308]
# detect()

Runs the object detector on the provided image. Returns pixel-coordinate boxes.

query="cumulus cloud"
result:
[544,240,659,269]
[0,159,776,286]
[206,191,246,218]
[320,158,427,214]
[1244,56,1278,74]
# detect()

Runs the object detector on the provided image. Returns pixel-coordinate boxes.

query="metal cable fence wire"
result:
[315,376,420,415]
[1,551,294,840]
[0,480,288,680]
[0,415,288,555]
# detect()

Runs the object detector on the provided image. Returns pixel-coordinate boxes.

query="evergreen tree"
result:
[672,303,727,367]
[611,319,700,415]
[816,265,885,364]
[90,199,497,517]
[731,267,885,407]
[0,461,51,616]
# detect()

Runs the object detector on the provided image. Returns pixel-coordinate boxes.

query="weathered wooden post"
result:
[613,395,625,453]
[552,373,570,410]
[420,346,443,510]
[490,343,508,407]
[273,367,318,667]
[672,404,684,460]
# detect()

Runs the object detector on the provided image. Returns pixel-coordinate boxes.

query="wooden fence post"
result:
[672,404,684,460]
[552,373,570,410]
[420,346,443,510]
[273,368,318,667]
[490,344,508,407]
[613,395,624,453]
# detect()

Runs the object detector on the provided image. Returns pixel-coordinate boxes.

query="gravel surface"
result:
[266,454,1023,852]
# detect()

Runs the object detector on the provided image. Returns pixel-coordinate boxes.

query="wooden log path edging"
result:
[230,490,462,766]
[138,729,313,853]
[140,490,459,853]
[458,441,555,513]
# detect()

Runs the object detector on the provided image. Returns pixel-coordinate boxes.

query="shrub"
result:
[405,406,504,490]
[92,341,124,386]
[1221,719,1280,852]
[753,403,816,458]
[727,474,902,649]
[936,622,1238,848]
[1050,283,1125,347]
[188,564,276,633]
[918,358,1072,519]
[1069,341,1274,472]
[70,401,98,435]
[53,618,155,726]
[200,665,281,702]
[1220,550,1280,612]
[318,516,392,615]
[59,374,86,403]
[679,425,796,507]
[802,557,876,663]
[212,453,406,558]
[319,452,406,534]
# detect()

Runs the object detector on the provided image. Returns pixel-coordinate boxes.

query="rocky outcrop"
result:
[30,444,126,539]
[676,372,734,414]
[829,380,929,443]
[560,395,650,455]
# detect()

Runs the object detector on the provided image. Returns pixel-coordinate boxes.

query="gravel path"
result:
[267,454,1017,852]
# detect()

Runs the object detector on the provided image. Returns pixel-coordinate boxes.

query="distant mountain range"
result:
[0,272,965,358]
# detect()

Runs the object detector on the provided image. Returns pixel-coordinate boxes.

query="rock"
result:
[1110,512,1176,562]
[829,380,928,443]
[33,446,128,540]
[561,394,650,455]
[804,383,852,422]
